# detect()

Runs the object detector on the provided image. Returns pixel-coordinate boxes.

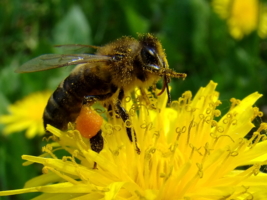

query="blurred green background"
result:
[1,0,267,199]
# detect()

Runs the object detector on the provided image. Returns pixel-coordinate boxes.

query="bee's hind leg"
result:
[82,94,114,161]
[90,129,103,153]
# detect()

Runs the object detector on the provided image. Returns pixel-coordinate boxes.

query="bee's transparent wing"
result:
[16,54,112,73]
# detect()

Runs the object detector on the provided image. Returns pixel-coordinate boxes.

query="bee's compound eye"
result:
[141,46,157,65]
[75,106,103,139]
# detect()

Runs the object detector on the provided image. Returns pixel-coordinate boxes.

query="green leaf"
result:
[53,5,92,46]
[191,0,210,56]
[124,6,149,34]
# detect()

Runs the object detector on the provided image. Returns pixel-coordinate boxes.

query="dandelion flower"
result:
[212,0,267,39]
[1,81,267,199]
[0,91,52,138]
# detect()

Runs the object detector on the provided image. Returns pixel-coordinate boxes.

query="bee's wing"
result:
[16,54,112,73]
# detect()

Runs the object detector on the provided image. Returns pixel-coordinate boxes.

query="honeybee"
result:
[16,34,186,153]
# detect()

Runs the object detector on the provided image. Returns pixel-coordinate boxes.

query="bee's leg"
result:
[90,129,103,153]
[82,93,114,156]
[88,129,103,169]
[116,89,141,154]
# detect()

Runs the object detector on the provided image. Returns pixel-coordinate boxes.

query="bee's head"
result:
[139,34,186,104]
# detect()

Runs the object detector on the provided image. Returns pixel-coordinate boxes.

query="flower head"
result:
[212,0,267,39]
[0,91,52,138]
[1,81,267,199]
